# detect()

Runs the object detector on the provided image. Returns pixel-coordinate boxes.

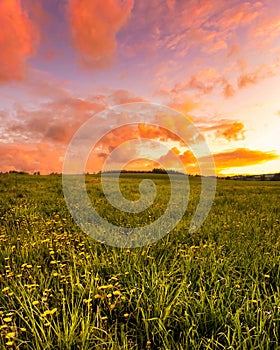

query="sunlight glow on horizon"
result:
[0,0,279,176]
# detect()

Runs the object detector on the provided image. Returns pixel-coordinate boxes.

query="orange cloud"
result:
[0,0,39,83]
[213,148,279,171]
[223,83,235,98]
[0,142,64,174]
[69,0,134,68]
[238,63,277,89]
[203,121,245,141]
[158,148,199,174]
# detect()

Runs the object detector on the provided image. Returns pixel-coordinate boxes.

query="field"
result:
[0,173,279,349]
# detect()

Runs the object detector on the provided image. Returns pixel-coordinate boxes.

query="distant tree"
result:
[272,173,280,181]
[152,168,167,174]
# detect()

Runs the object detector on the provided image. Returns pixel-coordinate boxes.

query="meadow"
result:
[0,173,279,349]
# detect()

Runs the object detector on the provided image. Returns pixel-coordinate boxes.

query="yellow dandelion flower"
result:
[109,304,115,310]
[32,300,40,306]
[5,332,15,339]
[2,287,10,292]
[107,293,112,298]
[6,341,14,346]
[113,290,121,296]
[98,285,109,290]
[124,313,129,318]
[3,317,12,322]
[94,294,102,299]
[83,298,92,304]
[20,328,26,332]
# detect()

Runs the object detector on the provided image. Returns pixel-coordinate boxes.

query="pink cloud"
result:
[0,0,39,83]
[68,0,134,68]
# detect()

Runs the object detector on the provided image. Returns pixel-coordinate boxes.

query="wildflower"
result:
[6,341,14,346]
[83,298,92,304]
[113,290,121,296]
[3,317,12,322]
[94,294,102,299]
[124,313,129,318]
[5,332,15,339]
[32,301,40,306]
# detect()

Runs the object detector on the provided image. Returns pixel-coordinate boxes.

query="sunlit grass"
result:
[0,174,279,349]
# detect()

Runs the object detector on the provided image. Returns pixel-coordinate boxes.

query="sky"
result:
[0,0,280,175]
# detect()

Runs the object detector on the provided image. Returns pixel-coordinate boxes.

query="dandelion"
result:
[3,317,12,322]
[5,332,15,339]
[94,294,102,299]
[113,290,121,296]
[6,341,14,346]
[32,300,40,306]
[124,313,129,318]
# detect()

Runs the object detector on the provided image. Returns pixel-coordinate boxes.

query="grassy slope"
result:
[0,174,279,349]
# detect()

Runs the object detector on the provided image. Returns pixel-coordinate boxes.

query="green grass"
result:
[0,174,279,349]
